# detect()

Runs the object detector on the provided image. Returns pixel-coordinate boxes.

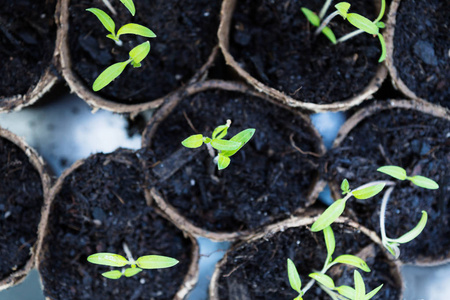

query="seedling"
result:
[181,120,255,170]
[87,243,178,279]
[301,0,387,62]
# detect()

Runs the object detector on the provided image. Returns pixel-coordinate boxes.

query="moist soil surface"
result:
[393,0,449,108]
[216,222,401,299]
[39,149,193,300]
[0,137,43,279]
[229,0,381,104]
[326,107,450,264]
[0,0,56,99]
[144,90,323,233]
[69,0,221,104]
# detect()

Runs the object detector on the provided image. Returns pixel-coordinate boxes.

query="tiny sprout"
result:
[353,270,383,299]
[377,165,439,189]
[287,258,303,300]
[181,120,255,170]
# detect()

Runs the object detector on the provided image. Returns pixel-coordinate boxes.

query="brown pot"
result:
[209,214,404,299]
[141,80,326,241]
[0,127,51,291]
[35,149,198,300]
[218,0,388,113]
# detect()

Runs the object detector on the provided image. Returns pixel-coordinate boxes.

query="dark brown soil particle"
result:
[39,150,193,300]
[229,0,381,104]
[69,0,221,103]
[0,137,43,279]
[327,108,450,264]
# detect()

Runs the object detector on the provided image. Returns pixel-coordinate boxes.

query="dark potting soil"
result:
[393,0,449,108]
[69,0,221,104]
[0,137,43,278]
[229,0,381,104]
[326,108,450,263]
[39,150,193,300]
[144,90,323,233]
[216,222,401,299]
[0,0,56,98]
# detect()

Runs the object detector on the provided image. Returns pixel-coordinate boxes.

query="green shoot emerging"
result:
[377,165,439,189]
[181,120,255,170]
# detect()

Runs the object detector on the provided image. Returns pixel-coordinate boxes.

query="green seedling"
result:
[87,243,178,279]
[181,120,255,170]
[86,8,155,46]
[377,165,439,189]
[92,41,150,91]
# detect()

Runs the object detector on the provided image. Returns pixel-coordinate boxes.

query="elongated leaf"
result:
[181,134,204,148]
[311,199,346,232]
[301,7,320,27]
[322,26,337,44]
[354,270,365,300]
[211,139,241,151]
[309,273,335,289]
[391,211,428,244]
[101,270,123,279]
[335,2,351,19]
[117,24,156,38]
[212,123,229,140]
[377,166,406,180]
[93,60,130,91]
[287,259,302,293]
[336,285,355,299]
[124,267,143,277]
[352,183,385,200]
[86,8,115,35]
[347,13,379,35]
[120,0,136,16]
[332,254,370,272]
[220,128,256,157]
[377,33,386,63]
[365,284,383,299]
[407,175,439,189]
[129,41,150,65]
[136,255,179,269]
[323,226,335,260]
[217,154,231,170]
[341,179,350,194]
[87,253,129,267]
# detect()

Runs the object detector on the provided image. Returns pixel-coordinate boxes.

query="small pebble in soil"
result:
[413,40,438,66]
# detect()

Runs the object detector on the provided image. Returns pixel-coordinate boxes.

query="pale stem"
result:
[206,143,215,159]
[114,39,123,47]
[352,180,395,192]
[379,186,394,244]
[315,11,340,36]
[123,242,136,265]
[319,0,333,20]
[337,29,364,43]
[102,0,117,15]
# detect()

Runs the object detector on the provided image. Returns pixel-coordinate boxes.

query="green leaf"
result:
[212,124,229,140]
[351,183,385,200]
[377,33,386,63]
[124,267,143,277]
[322,26,337,44]
[353,270,365,300]
[86,8,115,36]
[210,139,241,151]
[336,285,355,299]
[377,166,406,180]
[87,253,129,267]
[332,255,370,272]
[365,284,383,299]
[323,226,335,261]
[309,273,335,289]
[120,0,136,16]
[287,259,302,293]
[220,128,256,157]
[181,134,204,148]
[129,41,151,65]
[101,270,123,279]
[311,199,347,232]
[117,24,156,38]
[217,154,231,170]
[341,179,350,194]
[347,13,379,35]
[391,211,428,244]
[136,255,179,269]
[93,60,130,91]
[376,21,385,28]
[407,175,439,189]
[294,296,303,300]
[335,2,351,19]
[384,242,400,259]
[301,7,320,27]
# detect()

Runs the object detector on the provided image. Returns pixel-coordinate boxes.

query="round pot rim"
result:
[57,0,219,115]
[0,127,52,291]
[217,0,388,113]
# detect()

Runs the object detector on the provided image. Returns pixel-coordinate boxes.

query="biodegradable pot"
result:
[385,0,449,110]
[0,127,51,291]
[58,0,221,114]
[209,215,403,299]
[36,149,198,300]
[326,100,450,265]
[141,81,326,241]
[0,0,58,113]
[218,0,388,112]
